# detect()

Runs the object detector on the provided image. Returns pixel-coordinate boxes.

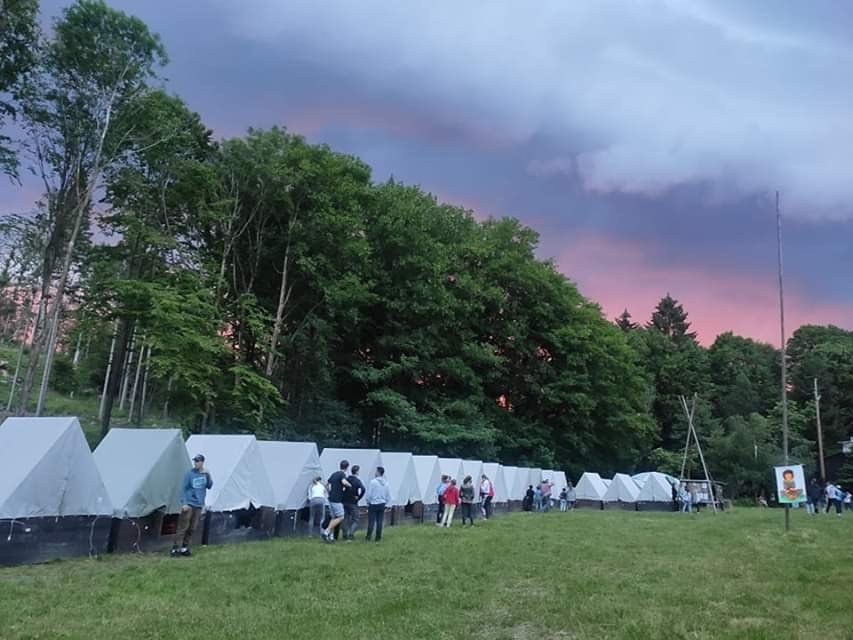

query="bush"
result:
[50,354,79,395]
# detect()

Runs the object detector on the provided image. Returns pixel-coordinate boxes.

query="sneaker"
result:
[170,547,179,557]
[179,547,192,557]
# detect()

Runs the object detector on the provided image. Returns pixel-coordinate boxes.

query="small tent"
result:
[378,451,419,525]
[512,467,532,502]
[185,434,276,544]
[636,472,677,511]
[94,428,191,552]
[438,457,465,484]
[603,473,640,510]
[632,471,678,489]
[502,466,521,507]
[482,463,508,503]
[319,448,382,506]
[575,472,608,509]
[0,417,113,565]
[412,455,442,521]
[528,468,543,490]
[257,441,321,536]
[551,471,569,497]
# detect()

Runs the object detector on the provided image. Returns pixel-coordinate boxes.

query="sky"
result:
[4,0,852,345]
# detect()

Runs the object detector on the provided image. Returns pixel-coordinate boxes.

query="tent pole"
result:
[678,395,695,481]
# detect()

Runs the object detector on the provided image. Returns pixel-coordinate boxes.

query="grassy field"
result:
[2,508,852,639]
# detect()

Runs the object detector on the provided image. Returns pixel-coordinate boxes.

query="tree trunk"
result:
[138,343,152,425]
[127,338,145,425]
[265,232,293,377]
[98,321,119,423]
[162,374,174,420]
[72,331,83,367]
[98,316,133,436]
[16,285,49,414]
[118,325,137,410]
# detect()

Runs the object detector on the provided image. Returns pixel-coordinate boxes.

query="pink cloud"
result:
[556,233,853,346]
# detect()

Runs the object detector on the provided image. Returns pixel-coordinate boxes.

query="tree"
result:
[707,332,779,420]
[615,309,637,332]
[15,0,167,415]
[648,294,697,343]
[0,0,39,178]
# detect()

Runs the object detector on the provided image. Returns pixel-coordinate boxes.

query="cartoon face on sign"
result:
[774,465,807,504]
[782,470,802,501]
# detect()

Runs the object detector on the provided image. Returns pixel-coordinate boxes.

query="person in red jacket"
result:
[440,479,460,528]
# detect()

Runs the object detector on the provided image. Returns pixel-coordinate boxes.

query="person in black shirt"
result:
[323,460,352,543]
[343,465,366,541]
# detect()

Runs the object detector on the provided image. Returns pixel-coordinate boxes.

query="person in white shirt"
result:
[480,475,494,519]
[825,482,837,514]
[307,476,327,537]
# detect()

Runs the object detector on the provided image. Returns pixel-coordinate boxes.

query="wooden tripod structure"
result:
[678,393,718,514]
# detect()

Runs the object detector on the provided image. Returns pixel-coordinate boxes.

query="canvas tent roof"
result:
[502,466,521,500]
[320,448,382,506]
[513,467,534,498]
[412,455,442,504]
[549,471,569,495]
[637,472,676,502]
[379,451,419,506]
[482,463,508,502]
[257,441,321,511]
[462,460,483,486]
[94,428,189,518]
[528,468,543,488]
[632,471,678,489]
[0,417,112,519]
[601,478,612,488]
[185,435,275,511]
[438,458,465,483]
[575,472,608,501]
[603,473,640,502]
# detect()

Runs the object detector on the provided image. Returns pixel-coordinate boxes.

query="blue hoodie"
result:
[366,476,392,506]
[181,468,213,508]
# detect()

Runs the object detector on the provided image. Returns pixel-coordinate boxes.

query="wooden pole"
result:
[814,377,825,482]
[679,395,696,481]
[776,191,790,532]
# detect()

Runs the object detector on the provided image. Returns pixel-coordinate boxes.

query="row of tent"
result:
[574,471,681,508]
[0,417,575,566]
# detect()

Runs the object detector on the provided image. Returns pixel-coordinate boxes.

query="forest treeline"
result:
[2,1,851,496]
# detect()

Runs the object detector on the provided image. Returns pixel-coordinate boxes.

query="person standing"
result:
[323,460,352,543]
[523,485,534,512]
[171,453,213,557]
[435,475,450,525]
[832,484,844,517]
[824,481,836,514]
[480,474,494,519]
[559,487,568,512]
[844,491,852,512]
[343,464,366,540]
[806,478,821,516]
[365,466,391,542]
[671,482,679,512]
[441,479,460,527]
[567,482,576,510]
[308,476,327,536]
[680,484,692,514]
[460,476,476,526]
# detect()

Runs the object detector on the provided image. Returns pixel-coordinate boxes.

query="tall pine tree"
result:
[648,294,697,343]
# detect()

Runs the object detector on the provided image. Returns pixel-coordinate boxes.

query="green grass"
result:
[2,509,852,639]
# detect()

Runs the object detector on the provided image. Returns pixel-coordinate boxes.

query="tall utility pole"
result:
[776,191,790,532]
[814,378,825,481]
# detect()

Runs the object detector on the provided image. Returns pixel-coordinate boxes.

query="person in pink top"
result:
[440,479,460,528]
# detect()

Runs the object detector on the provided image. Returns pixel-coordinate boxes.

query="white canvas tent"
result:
[462,459,483,487]
[603,473,640,503]
[575,472,608,501]
[632,471,678,489]
[513,467,534,498]
[502,466,520,500]
[637,472,676,503]
[438,457,465,483]
[379,452,419,506]
[0,417,112,519]
[601,478,612,489]
[549,471,569,495]
[95,428,189,518]
[319,448,382,506]
[257,441,321,511]
[412,455,442,504]
[482,463,508,503]
[528,468,543,488]
[185,435,275,511]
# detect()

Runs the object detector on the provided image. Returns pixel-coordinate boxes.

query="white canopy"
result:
[482,463,508,502]
[575,472,608,501]
[632,471,679,489]
[0,417,112,519]
[603,473,640,503]
[438,457,465,483]
[257,441,321,511]
[528,468,543,488]
[549,471,569,496]
[95,428,189,518]
[637,472,677,502]
[502,466,520,500]
[378,451,419,506]
[185,434,275,511]
[319,447,381,506]
[462,459,483,487]
[412,455,442,504]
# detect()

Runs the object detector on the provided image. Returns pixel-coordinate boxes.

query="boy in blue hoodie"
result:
[365,466,392,542]
[171,453,213,557]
